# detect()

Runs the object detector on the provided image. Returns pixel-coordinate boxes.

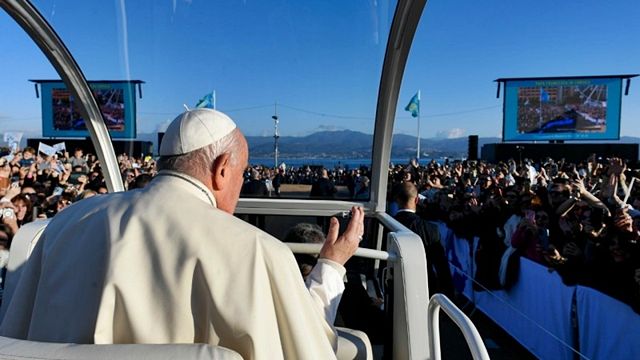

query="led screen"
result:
[503,77,621,141]
[40,81,137,138]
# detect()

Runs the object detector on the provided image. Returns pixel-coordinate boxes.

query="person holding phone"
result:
[510,207,552,265]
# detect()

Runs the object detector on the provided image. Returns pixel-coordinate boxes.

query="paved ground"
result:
[277,184,352,198]
[439,296,537,360]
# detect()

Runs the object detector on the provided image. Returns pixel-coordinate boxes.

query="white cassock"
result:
[0,171,344,360]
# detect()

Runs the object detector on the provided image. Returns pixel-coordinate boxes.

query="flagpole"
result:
[417,90,421,161]
[272,102,279,169]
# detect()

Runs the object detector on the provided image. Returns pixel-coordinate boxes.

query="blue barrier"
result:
[474,258,575,360]
[576,286,640,360]
[435,221,639,360]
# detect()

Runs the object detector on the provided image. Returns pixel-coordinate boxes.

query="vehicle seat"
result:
[0,220,49,321]
[337,327,373,360]
[0,336,242,360]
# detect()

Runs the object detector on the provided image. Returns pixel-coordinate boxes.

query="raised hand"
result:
[319,206,365,265]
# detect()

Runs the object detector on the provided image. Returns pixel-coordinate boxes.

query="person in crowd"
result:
[0,108,365,360]
[284,222,327,279]
[354,176,370,200]
[310,168,337,199]
[272,167,284,197]
[393,182,453,297]
[241,168,269,197]
[19,148,36,169]
[129,173,152,190]
[70,148,89,173]
[285,222,385,345]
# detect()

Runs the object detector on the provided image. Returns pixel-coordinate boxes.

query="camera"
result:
[334,211,353,236]
[1,208,15,219]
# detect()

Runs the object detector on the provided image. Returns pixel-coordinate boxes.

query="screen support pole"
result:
[625,78,631,96]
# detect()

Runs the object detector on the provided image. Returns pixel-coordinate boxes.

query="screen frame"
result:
[497,75,634,142]
[38,80,138,139]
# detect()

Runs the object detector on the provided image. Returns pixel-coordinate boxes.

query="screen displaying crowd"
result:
[52,88,126,132]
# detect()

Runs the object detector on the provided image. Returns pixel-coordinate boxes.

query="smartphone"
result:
[539,228,550,250]
[53,187,64,196]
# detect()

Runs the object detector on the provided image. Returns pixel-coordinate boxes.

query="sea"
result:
[248,157,441,169]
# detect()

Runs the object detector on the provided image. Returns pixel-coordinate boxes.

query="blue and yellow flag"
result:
[404,91,420,118]
[195,91,215,109]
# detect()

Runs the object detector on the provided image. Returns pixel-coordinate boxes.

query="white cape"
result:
[0,173,338,359]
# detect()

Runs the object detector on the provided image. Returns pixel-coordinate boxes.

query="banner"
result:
[53,142,66,154]
[3,132,23,153]
[38,142,57,157]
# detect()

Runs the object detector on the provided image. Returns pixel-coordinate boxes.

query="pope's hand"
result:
[319,206,365,265]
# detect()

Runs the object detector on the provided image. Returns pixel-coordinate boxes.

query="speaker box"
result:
[468,135,479,160]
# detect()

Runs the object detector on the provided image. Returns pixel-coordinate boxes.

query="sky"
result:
[1,0,639,140]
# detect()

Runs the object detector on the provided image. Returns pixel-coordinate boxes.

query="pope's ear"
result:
[211,153,231,191]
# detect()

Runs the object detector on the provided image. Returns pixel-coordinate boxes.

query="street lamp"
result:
[272,114,279,169]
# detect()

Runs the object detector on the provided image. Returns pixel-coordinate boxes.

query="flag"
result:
[404,91,420,118]
[3,132,23,153]
[3,132,23,145]
[540,88,549,103]
[38,142,56,157]
[53,142,66,154]
[195,91,215,109]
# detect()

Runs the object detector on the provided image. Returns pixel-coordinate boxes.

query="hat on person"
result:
[159,108,237,156]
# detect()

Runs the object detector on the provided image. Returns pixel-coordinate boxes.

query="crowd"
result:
[388,155,640,313]
[241,164,372,199]
[0,146,155,262]
[2,142,639,315]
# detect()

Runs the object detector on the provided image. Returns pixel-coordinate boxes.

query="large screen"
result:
[503,77,622,141]
[40,81,137,138]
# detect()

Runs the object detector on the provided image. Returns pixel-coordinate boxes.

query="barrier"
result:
[575,286,640,360]
[434,221,640,360]
[474,258,574,360]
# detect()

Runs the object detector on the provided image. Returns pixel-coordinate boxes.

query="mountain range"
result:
[133,130,640,158]
[136,130,495,158]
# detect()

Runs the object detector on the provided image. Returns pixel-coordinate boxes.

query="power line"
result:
[140,103,500,120]
[278,104,372,120]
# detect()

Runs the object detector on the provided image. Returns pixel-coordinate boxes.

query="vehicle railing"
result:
[427,294,490,360]
[287,212,488,360]
[285,243,395,262]
[236,198,367,216]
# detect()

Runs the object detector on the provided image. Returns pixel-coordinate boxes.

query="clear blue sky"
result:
[1,0,639,139]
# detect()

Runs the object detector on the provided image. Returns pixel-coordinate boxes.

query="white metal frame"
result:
[2,0,490,359]
[0,0,124,192]
[427,294,490,360]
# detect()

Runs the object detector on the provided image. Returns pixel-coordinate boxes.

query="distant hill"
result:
[133,129,640,158]
[245,130,502,159]
[79,130,640,159]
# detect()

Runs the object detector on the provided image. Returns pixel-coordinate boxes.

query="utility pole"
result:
[272,102,279,169]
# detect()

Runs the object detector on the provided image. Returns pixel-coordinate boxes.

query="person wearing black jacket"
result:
[310,168,337,199]
[393,182,454,297]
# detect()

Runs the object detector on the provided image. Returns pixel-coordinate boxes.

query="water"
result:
[249,157,439,169]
